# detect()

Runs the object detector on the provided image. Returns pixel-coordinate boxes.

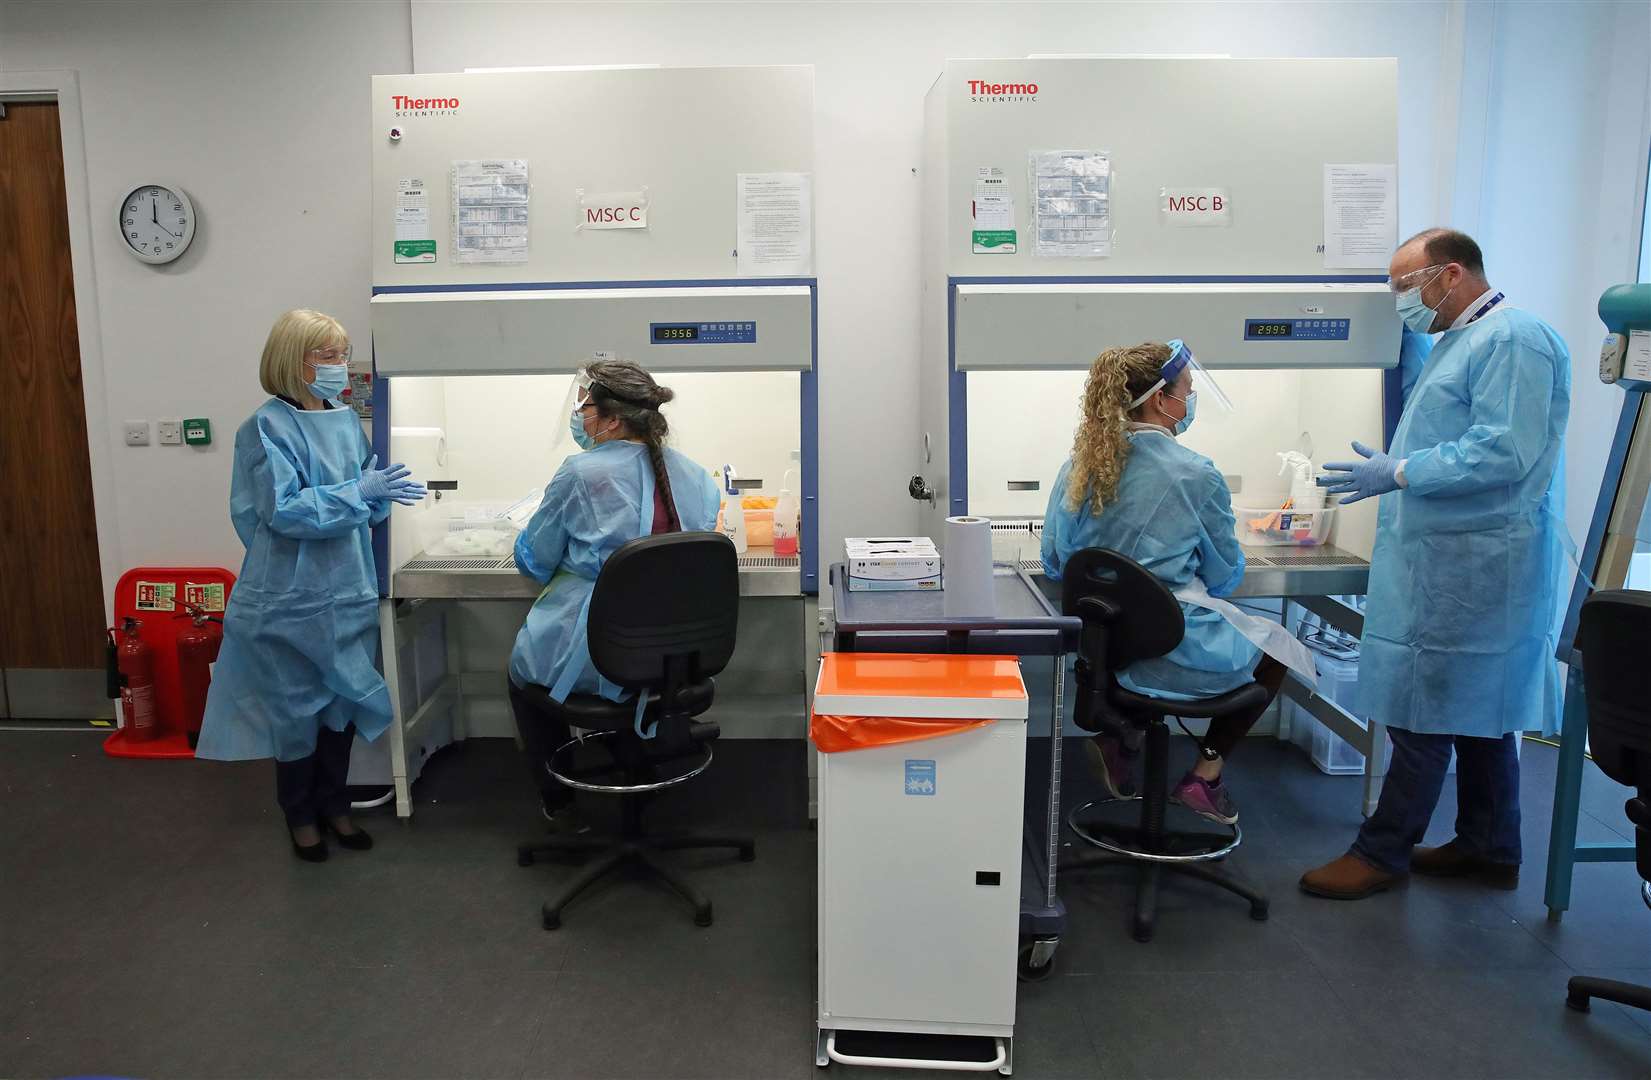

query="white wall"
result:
[1,0,1645,596]
[1453,0,1651,545]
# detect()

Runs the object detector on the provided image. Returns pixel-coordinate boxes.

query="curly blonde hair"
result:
[1065,342,1175,513]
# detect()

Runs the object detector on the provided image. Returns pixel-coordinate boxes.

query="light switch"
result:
[123,421,151,447]
[157,420,183,445]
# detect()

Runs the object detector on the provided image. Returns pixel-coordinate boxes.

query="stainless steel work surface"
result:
[1226,545,1369,599]
[393,546,802,599]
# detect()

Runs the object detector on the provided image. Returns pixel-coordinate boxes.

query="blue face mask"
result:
[306,363,348,401]
[570,407,597,450]
[1166,390,1197,436]
[1394,268,1453,335]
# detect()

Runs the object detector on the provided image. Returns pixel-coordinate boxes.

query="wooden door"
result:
[0,101,108,719]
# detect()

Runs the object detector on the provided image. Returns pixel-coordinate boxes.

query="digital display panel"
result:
[1248,321,1294,338]
[653,325,699,342]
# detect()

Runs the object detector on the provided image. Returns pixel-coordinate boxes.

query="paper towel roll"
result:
[943,516,995,617]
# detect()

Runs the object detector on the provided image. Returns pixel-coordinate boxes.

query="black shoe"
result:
[290,834,329,863]
[323,818,374,851]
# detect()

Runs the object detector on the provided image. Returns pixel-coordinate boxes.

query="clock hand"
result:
[152,197,180,239]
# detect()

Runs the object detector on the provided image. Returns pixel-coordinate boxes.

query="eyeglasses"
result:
[1389,264,1446,294]
[307,344,353,365]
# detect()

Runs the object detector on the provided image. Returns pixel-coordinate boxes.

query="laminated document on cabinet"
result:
[451,159,530,265]
[1031,150,1111,257]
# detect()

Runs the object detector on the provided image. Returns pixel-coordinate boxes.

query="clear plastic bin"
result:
[1234,502,1336,547]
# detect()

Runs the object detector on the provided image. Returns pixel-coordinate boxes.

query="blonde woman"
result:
[1041,340,1286,826]
[197,309,426,862]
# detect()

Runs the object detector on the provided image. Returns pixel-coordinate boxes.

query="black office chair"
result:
[1058,548,1269,942]
[1566,589,1651,1016]
[515,532,754,930]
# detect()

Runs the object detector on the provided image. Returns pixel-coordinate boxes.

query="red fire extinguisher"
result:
[106,617,157,742]
[175,603,224,750]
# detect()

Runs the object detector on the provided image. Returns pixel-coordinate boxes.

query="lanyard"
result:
[1463,291,1505,326]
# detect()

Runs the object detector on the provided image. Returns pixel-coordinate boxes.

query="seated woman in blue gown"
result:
[1042,341,1289,825]
[507,359,720,828]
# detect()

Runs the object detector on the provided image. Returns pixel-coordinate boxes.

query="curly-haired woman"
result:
[1040,340,1287,826]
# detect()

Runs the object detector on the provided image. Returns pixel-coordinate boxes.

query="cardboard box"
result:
[846,537,941,591]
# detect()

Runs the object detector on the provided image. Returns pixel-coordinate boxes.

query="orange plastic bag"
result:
[809,713,994,753]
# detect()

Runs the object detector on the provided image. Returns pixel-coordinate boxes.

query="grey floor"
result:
[4,730,1650,1080]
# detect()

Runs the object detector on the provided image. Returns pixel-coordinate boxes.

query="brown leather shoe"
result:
[1412,840,1519,889]
[1300,853,1404,900]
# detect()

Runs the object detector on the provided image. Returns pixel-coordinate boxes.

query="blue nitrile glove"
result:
[360,455,427,505]
[1317,441,1403,505]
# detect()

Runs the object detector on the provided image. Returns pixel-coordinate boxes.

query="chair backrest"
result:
[1060,548,1184,671]
[587,531,740,692]
[1577,590,1651,792]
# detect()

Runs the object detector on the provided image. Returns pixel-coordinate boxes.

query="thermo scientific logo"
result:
[968,79,1039,104]
[392,94,460,117]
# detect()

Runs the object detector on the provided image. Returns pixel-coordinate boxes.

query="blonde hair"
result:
[1065,342,1174,514]
[259,309,348,400]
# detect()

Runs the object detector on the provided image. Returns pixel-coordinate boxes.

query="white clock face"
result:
[120,184,195,264]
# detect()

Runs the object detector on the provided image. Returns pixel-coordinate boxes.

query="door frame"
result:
[1,70,121,629]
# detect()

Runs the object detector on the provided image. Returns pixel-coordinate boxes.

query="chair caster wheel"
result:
[517,847,535,867]
[542,909,561,931]
[1133,922,1154,944]
[739,844,756,862]
[1566,992,1591,1013]
[1251,902,1270,921]
[695,905,714,927]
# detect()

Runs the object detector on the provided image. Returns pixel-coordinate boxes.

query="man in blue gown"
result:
[1301,229,1571,900]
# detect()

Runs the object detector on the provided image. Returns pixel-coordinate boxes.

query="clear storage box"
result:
[1234,502,1336,547]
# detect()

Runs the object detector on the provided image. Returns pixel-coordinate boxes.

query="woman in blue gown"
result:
[1042,341,1290,825]
[198,309,426,861]
[508,360,720,827]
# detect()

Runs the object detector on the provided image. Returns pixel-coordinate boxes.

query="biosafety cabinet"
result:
[359,66,818,815]
[918,57,1404,568]
[918,57,1406,818]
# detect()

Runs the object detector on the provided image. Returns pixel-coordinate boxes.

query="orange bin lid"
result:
[813,652,1027,721]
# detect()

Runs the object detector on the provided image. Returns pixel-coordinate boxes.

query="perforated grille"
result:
[1248,552,1368,568]
[401,554,512,572]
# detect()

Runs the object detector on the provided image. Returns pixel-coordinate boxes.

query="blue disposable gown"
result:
[197,399,392,762]
[508,441,721,701]
[1042,427,1259,700]
[1361,307,1571,736]
[1398,327,1435,404]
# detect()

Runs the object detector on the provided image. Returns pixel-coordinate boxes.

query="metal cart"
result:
[827,564,1081,980]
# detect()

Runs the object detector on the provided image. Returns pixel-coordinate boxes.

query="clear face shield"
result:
[1125,339,1235,414]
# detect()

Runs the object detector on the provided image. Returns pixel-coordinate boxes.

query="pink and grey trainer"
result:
[1170,772,1239,826]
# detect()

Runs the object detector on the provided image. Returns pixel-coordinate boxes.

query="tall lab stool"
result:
[1058,548,1269,943]
[515,532,754,930]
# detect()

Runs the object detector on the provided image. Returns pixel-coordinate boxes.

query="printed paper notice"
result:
[1323,164,1397,269]
[972,167,1016,253]
[394,177,435,263]
[452,159,530,265]
[1032,150,1111,257]
[737,173,812,276]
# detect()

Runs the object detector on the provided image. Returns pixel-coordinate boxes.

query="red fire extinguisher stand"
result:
[104,567,237,760]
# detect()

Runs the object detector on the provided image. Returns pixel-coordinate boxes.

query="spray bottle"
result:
[773,453,800,557]
[718,465,748,553]
[1277,450,1324,509]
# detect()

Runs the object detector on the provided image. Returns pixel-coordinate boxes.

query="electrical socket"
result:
[157,420,183,446]
[123,421,151,447]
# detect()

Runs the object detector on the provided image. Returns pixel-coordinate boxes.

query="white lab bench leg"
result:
[379,598,413,819]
